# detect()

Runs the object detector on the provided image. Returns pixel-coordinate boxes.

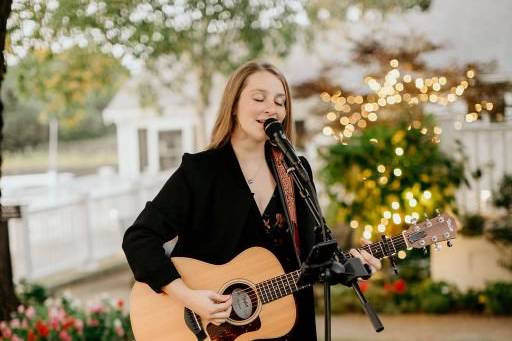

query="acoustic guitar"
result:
[130,213,457,340]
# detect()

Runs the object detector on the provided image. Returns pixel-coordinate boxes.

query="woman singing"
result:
[122,60,381,340]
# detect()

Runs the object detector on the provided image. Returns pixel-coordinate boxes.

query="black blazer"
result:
[122,141,319,293]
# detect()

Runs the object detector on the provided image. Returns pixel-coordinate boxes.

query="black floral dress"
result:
[238,187,317,341]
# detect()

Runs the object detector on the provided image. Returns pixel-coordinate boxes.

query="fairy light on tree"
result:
[293,32,506,143]
[319,61,481,140]
[319,117,466,242]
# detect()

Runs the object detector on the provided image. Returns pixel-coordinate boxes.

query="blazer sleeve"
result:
[122,156,192,293]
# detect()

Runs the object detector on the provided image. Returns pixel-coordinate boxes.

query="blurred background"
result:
[0,0,511,340]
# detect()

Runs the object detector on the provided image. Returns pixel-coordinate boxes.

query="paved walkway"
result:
[54,266,512,341]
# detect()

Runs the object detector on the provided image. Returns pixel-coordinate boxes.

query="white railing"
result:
[438,116,512,214]
[6,173,169,282]
[432,117,512,289]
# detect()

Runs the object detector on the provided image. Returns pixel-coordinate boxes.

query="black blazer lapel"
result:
[208,142,253,254]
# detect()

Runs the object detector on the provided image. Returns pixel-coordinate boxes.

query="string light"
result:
[323,126,333,136]
[392,213,402,224]
[326,112,337,121]
[320,60,485,141]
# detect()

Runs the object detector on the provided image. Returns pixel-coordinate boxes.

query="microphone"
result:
[263,118,310,183]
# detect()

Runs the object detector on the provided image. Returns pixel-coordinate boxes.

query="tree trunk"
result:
[0,0,19,322]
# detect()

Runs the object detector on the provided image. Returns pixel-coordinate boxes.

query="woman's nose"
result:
[264,102,279,115]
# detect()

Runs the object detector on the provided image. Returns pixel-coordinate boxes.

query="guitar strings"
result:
[237,236,408,301]
[228,215,449,301]
[224,236,409,302]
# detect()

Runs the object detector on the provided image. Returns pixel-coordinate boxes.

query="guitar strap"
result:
[270,147,300,256]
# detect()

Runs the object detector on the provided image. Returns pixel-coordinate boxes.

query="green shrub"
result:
[16,280,49,306]
[482,282,512,315]
[412,280,458,314]
[460,214,485,237]
[457,289,485,313]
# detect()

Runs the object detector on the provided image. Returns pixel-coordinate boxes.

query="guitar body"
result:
[130,247,296,340]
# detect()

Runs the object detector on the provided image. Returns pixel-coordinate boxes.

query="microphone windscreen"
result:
[264,118,283,137]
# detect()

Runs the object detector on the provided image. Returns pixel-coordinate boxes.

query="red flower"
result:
[383,279,407,294]
[28,330,38,341]
[59,330,72,341]
[116,299,124,310]
[393,279,407,294]
[36,321,49,337]
[359,280,370,293]
[61,317,75,330]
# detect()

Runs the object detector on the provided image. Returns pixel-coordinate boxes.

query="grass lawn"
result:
[3,134,117,176]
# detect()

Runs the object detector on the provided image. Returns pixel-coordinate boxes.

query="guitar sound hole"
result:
[221,283,259,323]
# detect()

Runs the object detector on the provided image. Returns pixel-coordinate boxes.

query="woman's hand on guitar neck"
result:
[349,239,382,274]
[163,279,233,326]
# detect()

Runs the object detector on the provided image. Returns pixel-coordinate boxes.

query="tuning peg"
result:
[447,240,453,247]
[423,247,428,255]
[434,242,441,252]
[424,213,433,227]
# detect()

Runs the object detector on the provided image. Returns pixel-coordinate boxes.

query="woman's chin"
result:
[248,133,267,144]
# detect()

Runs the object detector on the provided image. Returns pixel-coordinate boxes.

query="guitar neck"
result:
[341,233,408,260]
[256,233,408,304]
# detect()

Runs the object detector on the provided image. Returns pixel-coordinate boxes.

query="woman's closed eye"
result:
[253,98,284,106]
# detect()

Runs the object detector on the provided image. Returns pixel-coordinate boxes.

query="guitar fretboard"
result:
[342,234,407,260]
[256,269,305,304]
[255,234,407,304]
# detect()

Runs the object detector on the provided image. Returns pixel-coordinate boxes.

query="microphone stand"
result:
[279,153,384,340]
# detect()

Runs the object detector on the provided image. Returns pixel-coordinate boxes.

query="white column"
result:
[147,125,160,175]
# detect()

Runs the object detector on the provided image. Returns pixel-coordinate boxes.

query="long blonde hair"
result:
[208,61,294,149]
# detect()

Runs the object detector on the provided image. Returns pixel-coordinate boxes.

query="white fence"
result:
[438,116,512,214]
[432,117,512,290]
[6,174,168,282]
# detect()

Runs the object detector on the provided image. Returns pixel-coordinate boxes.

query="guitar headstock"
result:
[403,213,458,250]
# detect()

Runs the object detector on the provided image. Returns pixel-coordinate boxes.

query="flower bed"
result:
[316,279,512,315]
[0,296,132,341]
